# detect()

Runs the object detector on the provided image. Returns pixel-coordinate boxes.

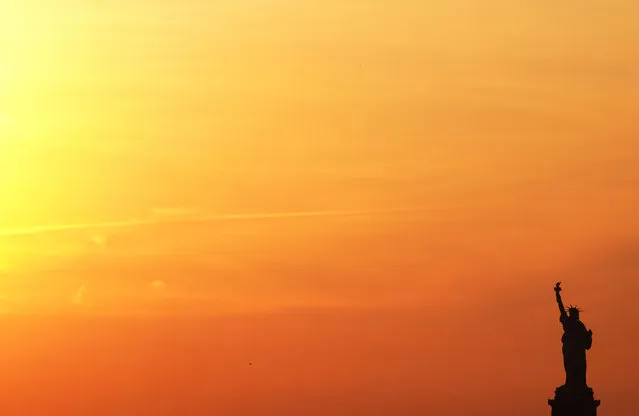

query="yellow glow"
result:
[0,0,637,315]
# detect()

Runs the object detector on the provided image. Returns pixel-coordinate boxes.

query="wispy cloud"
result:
[0,207,432,238]
[72,285,89,306]
[90,234,108,247]
[150,280,167,290]
[0,218,157,237]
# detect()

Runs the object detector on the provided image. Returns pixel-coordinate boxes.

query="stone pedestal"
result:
[548,385,600,416]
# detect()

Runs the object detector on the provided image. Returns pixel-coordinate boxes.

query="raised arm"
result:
[554,282,568,319]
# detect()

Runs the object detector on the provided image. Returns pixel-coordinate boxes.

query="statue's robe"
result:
[560,316,591,388]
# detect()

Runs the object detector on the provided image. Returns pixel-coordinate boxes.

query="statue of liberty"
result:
[554,282,593,388]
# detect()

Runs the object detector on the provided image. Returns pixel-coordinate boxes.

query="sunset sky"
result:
[1,1,639,415]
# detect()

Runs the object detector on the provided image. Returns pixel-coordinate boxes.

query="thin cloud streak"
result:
[0,207,434,238]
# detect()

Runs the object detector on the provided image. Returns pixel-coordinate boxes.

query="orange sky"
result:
[1,1,638,415]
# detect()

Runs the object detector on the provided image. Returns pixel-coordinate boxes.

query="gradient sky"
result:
[1,1,638,415]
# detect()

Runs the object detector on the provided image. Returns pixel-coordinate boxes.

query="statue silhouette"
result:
[554,282,593,388]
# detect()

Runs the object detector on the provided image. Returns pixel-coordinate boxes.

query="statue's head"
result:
[567,305,581,319]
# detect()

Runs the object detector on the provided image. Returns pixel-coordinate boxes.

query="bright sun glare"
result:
[0,113,13,126]
[0,4,26,135]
